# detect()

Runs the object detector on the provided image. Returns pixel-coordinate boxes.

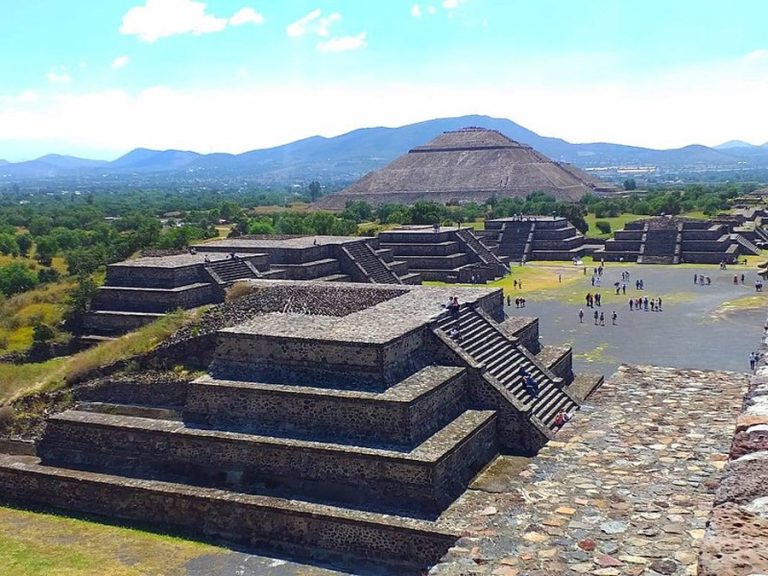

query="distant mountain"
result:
[110,148,201,172]
[1,114,767,182]
[715,140,756,150]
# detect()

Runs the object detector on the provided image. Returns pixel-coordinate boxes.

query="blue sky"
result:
[1,0,767,161]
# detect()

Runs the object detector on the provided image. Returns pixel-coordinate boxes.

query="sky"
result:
[1,0,767,161]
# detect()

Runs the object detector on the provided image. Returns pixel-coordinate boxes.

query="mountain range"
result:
[2,115,767,182]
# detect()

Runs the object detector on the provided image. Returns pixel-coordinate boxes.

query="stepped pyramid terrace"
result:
[478,215,592,262]
[596,215,761,264]
[0,280,602,572]
[314,127,618,209]
[84,235,420,337]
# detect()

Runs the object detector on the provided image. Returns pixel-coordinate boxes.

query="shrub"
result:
[595,220,612,235]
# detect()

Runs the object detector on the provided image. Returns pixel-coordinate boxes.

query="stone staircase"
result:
[732,233,761,255]
[436,305,578,432]
[343,241,402,284]
[498,221,535,263]
[455,228,509,275]
[638,225,679,264]
[205,258,261,283]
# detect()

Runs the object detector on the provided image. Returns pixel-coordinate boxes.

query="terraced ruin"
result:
[0,281,602,572]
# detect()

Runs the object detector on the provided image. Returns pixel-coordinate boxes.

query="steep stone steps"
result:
[184,366,469,447]
[343,242,401,284]
[0,454,457,571]
[437,306,577,432]
[38,409,497,514]
[206,259,260,283]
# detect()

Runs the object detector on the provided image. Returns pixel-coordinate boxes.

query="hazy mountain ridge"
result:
[1,115,767,181]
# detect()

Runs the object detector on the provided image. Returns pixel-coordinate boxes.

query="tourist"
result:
[553,410,572,427]
[612,311,617,325]
[578,309,584,323]
[203,254,210,263]
[594,310,599,325]
[643,297,649,311]
[520,298,526,308]
[599,311,605,326]
[448,297,460,316]
[629,299,634,311]
[734,275,739,285]
[622,284,626,294]
[558,273,562,283]
[694,274,698,284]
[523,374,539,398]
[448,327,462,341]
[657,297,663,311]
[506,294,511,307]
[515,297,520,308]
[741,274,746,284]
[595,293,601,307]
[750,351,757,371]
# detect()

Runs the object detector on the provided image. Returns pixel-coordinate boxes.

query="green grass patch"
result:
[1,309,200,403]
[575,344,617,364]
[0,505,226,576]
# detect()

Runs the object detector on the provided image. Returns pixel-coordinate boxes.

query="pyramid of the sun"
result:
[315,127,616,209]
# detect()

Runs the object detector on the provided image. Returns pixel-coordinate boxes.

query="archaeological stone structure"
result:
[595,216,761,264]
[478,216,591,263]
[314,127,618,209]
[85,235,419,337]
[378,225,509,282]
[0,281,601,571]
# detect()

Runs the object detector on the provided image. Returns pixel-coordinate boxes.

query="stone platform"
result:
[0,281,600,573]
[431,364,748,576]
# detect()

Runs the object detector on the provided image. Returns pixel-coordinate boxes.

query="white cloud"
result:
[229,7,264,27]
[120,0,227,43]
[428,6,437,15]
[286,9,341,38]
[286,9,322,37]
[443,0,459,8]
[111,56,130,70]
[5,52,768,159]
[411,4,422,17]
[316,33,367,53]
[16,91,40,104]
[46,71,72,84]
[744,49,768,63]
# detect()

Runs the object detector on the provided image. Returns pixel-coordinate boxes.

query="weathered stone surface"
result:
[730,424,768,459]
[699,503,768,576]
[433,365,747,576]
[715,455,768,505]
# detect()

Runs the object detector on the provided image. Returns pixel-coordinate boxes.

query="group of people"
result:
[749,351,761,371]
[518,367,539,398]
[694,274,712,286]
[579,309,618,326]
[629,296,662,312]
[584,292,602,307]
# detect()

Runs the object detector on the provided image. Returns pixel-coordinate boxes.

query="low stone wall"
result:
[395,254,470,270]
[382,241,463,257]
[699,328,768,576]
[106,264,203,289]
[38,410,497,513]
[0,456,457,570]
[93,283,216,313]
[185,368,469,447]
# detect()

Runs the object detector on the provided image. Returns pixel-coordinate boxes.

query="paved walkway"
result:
[432,364,748,576]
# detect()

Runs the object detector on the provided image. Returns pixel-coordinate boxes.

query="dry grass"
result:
[0,310,199,404]
[0,282,74,354]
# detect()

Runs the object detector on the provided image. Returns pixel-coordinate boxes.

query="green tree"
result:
[34,236,58,266]
[623,179,637,191]
[16,233,33,257]
[309,181,321,202]
[0,262,38,296]
[0,233,19,256]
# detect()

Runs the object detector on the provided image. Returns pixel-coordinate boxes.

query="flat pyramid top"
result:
[412,127,524,151]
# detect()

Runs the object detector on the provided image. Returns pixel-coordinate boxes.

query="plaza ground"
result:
[502,260,766,376]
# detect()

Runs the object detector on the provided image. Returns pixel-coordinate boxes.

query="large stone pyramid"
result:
[315,127,616,209]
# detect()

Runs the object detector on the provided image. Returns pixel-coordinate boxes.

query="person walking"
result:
[579,309,584,323]
[599,311,605,326]
[594,310,599,325]
[750,351,757,371]
[611,311,617,325]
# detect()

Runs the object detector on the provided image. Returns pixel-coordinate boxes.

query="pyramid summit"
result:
[315,126,617,209]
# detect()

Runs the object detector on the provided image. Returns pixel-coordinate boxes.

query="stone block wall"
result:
[184,368,469,447]
[92,284,216,313]
[698,318,768,576]
[106,264,204,289]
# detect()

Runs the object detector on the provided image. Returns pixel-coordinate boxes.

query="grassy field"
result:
[0,309,199,403]
[0,282,75,355]
[0,505,227,576]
